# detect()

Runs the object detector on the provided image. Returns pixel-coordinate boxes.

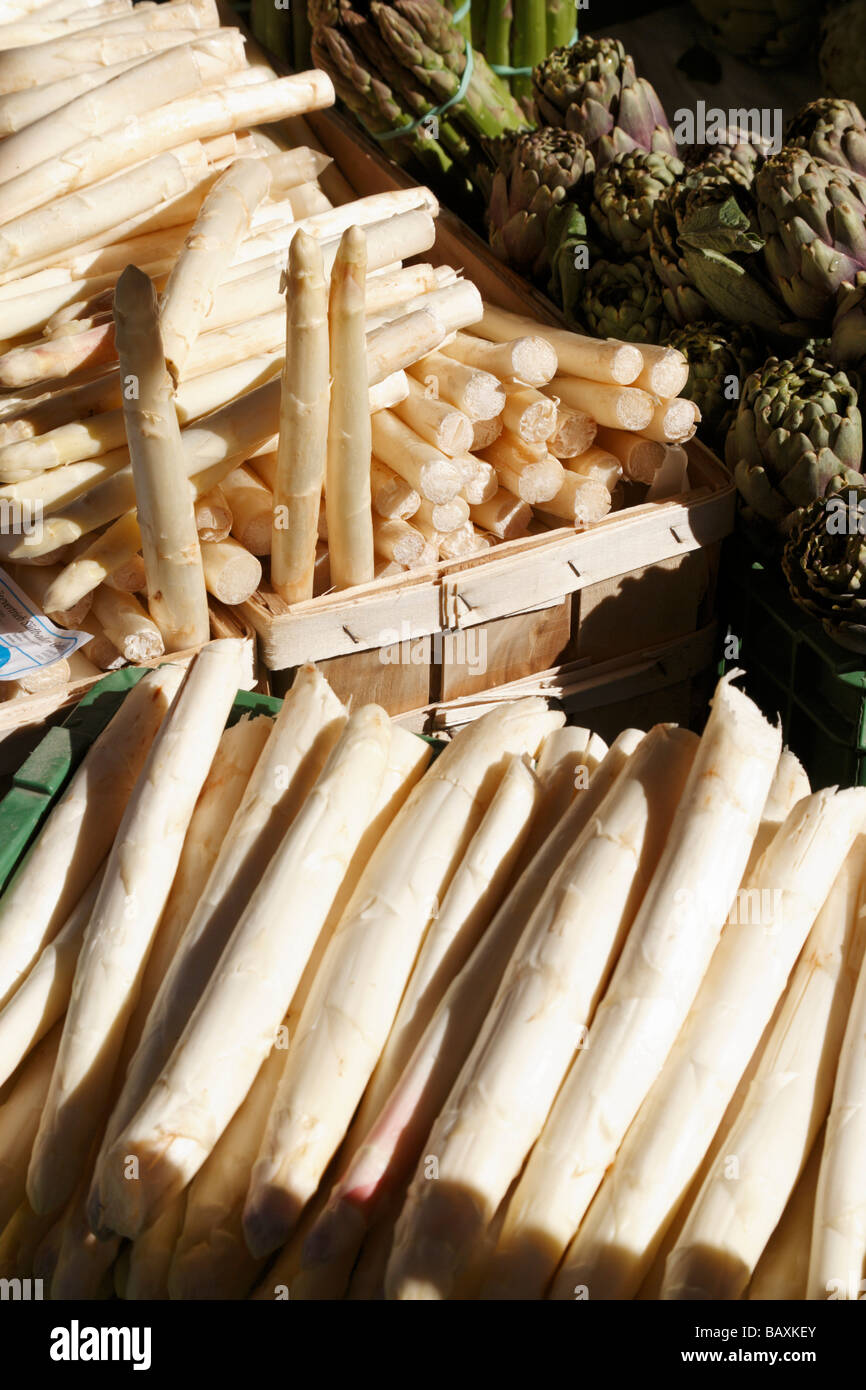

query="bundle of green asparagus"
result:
[307,0,528,218]
[3,648,865,1302]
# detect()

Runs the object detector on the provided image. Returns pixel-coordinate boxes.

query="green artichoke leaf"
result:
[683,245,790,334]
[677,197,765,257]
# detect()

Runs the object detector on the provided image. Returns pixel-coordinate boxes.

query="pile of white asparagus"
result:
[0,0,699,701]
[0,638,864,1302]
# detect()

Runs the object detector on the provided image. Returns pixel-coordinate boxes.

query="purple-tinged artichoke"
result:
[786,98,866,179]
[783,483,866,652]
[831,272,866,369]
[590,149,685,256]
[486,129,594,277]
[756,148,866,325]
[578,257,672,345]
[726,347,864,533]
[533,36,677,169]
[667,321,761,449]
[650,163,792,335]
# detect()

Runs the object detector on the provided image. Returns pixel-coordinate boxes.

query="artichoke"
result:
[783,484,866,652]
[820,1,866,113]
[650,163,792,334]
[756,149,866,325]
[577,257,672,344]
[726,348,864,533]
[486,129,594,277]
[533,36,677,168]
[685,140,763,188]
[785,98,866,179]
[667,321,761,448]
[546,202,591,319]
[832,272,866,369]
[589,149,685,256]
[689,0,818,67]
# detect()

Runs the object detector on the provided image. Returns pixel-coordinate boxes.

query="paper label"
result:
[0,568,91,681]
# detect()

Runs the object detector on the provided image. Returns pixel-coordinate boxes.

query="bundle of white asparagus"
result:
[2,642,865,1302]
[0,2,699,697]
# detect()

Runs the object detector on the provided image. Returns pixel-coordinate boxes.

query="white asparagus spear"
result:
[87,665,347,1227]
[0,1024,62,1232]
[407,350,505,421]
[643,397,700,445]
[388,724,698,1300]
[124,1192,187,1300]
[0,33,243,182]
[368,368,408,413]
[0,0,218,94]
[593,425,665,483]
[170,1037,287,1300]
[123,714,273,1061]
[49,1165,119,1299]
[270,230,328,606]
[0,1201,57,1283]
[351,752,541,1144]
[540,470,611,527]
[293,732,635,1300]
[159,157,271,384]
[549,375,655,432]
[469,415,502,451]
[502,384,557,444]
[90,585,163,662]
[0,48,194,133]
[0,7,154,53]
[549,788,866,1302]
[364,308,445,387]
[326,225,374,590]
[365,263,438,315]
[441,332,557,387]
[468,487,532,540]
[0,664,183,1009]
[548,404,597,459]
[0,353,281,474]
[243,700,563,1258]
[807,915,866,1298]
[369,458,420,521]
[195,485,231,543]
[168,727,432,1301]
[222,465,272,556]
[9,558,90,626]
[748,1131,823,1301]
[0,72,334,224]
[104,552,146,592]
[0,140,209,275]
[486,676,782,1299]
[201,536,262,605]
[96,705,392,1240]
[372,515,425,564]
[0,871,103,1091]
[633,343,690,398]
[114,264,209,652]
[475,305,643,385]
[663,824,866,1300]
[26,639,246,1216]
[370,410,461,504]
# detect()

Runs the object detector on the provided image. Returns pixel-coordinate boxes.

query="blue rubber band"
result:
[490,62,533,76]
[453,0,471,20]
[374,36,475,143]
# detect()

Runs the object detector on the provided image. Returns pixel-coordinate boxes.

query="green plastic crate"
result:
[720,539,866,789]
[0,668,152,893]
